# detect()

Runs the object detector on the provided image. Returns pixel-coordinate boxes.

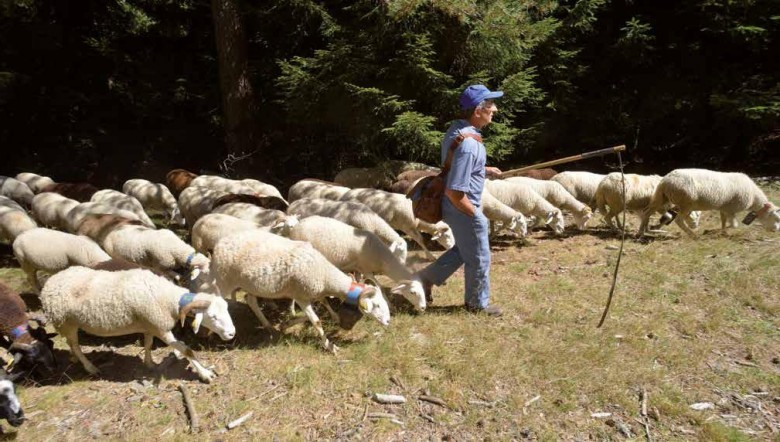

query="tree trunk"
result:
[211,0,258,175]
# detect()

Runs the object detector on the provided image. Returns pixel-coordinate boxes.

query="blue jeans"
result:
[417,197,491,309]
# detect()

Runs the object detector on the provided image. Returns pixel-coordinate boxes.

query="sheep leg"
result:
[720,211,728,230]
[674,210,698,238]
[322,299,340,323]
[407,229,435,260]
[246,295,273,329]
[158,331,214,383]
[64,328,99,375]
[21,263,41,293]
[143,334,155,368]
[300,302,338,354]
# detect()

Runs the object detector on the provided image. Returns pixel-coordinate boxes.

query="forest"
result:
[1,0,778,189]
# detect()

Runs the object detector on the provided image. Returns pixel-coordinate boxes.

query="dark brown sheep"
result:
[0,281,57,378]
[212,193,289,211]
[75,213,144,245]
[40,182,99,202]
[166,169,198,198]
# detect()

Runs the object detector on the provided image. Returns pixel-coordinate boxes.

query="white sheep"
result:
[15,172,56,194]
[339,188,455,260]
[30,192,79,230]
[0,196,37,243]
[287,179,351,202]
[190,175,285,201]
[549,171,605,207]
[506,177,593,229]
[639,169,780,236]
[211,202,296,229]
[100,224,213,285]
[286,216,425,311]
[12,227,111,292]
[210,229,390,353]
[0,176,35,207]
[91,189,156,228]
[484,180,566,234]
[287,198,408,262]
[122,179,186,225]
[191,213,276,255]
[65,202,145,233]
[480,188,528,237]
[40,266,235,382]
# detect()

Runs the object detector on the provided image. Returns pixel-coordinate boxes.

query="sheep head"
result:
[388,239,408,262]
[574,207,593,230]
[9,328,57,376]
[390,280,426,312]
[757,203,780,232]
[547,210,565,234]
[357,280,390,326]
[169,206,186,226]
[510,213,528,237]
[179,296,235,340]
[430,222,455,249]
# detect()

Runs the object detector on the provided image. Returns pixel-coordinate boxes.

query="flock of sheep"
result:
[0,165,778,428]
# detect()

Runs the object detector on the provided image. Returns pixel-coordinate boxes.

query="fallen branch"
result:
[418,395,447,408]
[367,412,398,420]
[639,387,653,442]
[373,393,406,404]
[468,399,496,408]
[227,411,254,430]
[178,384,199,433]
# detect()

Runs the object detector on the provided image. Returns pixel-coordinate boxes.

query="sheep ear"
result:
[390,282,407,295]
[546,212,555,225]
[430,231,442,241]
[192,312,203,333]
[358,298,371,313]
[190,268,201,281]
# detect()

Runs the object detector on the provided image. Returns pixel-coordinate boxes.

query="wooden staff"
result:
[500,145,626,178]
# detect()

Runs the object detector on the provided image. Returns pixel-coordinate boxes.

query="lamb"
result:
[31,192,80,230]
[99,224,214,286]
[91,189,156,228]
[212,193,288,211]
[593,173,662,230]
[65,201,146,233]
[339,188,455,260]
[550,171,606,208]
[0,196,37,244]
[287,178,351,202]
[287,198,408,261]
[480,188,528,237]
[13,228,111,292]
[484,180,566,234]
[40,182,99,202]
[0,176,35,207]
[639,169,780,236]
[0,376,24,428]
[0,281,57,378]
[166,168,198,198]
[121,179,185,225]
[285,216,425,311]
[210,230,390,353]
[14,172,55,194]
[40,267,235,382]
[191,213,271,255]
[505,177,593,229]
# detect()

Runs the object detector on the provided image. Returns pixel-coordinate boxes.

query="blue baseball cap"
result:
[459,84,504,110]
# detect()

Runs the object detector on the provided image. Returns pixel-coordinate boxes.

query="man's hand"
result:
[445,189,476,217]
[486,166,502,178]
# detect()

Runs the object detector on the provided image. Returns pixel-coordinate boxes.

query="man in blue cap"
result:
[415,84,504,316]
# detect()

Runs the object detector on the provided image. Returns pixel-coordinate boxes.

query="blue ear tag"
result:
[179,292,196,309]
[186,253,195,268]
[10,324,28,340]
[345,283,363,306]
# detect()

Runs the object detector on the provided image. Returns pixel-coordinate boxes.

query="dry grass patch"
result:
[0,185,777,440]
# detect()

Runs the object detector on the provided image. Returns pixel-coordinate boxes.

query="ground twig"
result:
[639,387,653,442]
[178,384,199,433]
[227,412,253,430]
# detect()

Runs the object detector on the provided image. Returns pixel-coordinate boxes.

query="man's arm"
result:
[445,189,476,217]
[486,166,502,178]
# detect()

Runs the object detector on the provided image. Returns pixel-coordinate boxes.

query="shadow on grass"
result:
[0,243,18,269]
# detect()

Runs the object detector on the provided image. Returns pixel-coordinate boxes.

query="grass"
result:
[1,184,779,440]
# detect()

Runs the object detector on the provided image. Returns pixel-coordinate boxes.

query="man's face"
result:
[473,100,497,128]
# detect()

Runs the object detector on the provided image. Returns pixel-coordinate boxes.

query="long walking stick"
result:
[500,145,626,178]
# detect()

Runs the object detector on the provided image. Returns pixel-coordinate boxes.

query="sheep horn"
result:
[179,299,212,324]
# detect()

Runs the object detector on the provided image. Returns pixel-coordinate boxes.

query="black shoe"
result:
[465,304,503,317]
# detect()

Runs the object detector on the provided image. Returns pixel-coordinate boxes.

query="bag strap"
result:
[442,132,483,174]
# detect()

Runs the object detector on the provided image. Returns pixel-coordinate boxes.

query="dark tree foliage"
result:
[0,0,777,189]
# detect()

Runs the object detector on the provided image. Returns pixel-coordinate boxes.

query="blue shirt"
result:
[441,120,486,207]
